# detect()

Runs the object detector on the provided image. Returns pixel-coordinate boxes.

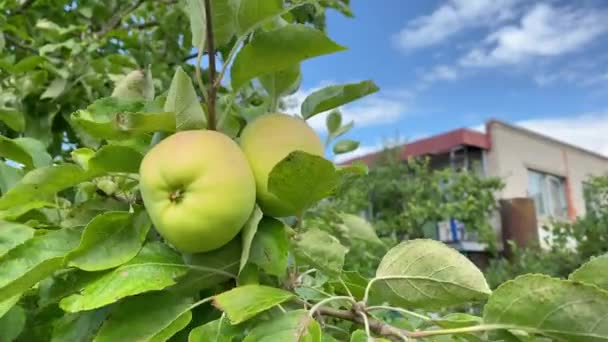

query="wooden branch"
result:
[96,0,146,37]
[316,306,410,341]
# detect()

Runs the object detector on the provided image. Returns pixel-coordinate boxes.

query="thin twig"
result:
[315,306,410,341]
[4,34,37,53]
[367,305,431,322]
[97,0,146,37]
[203,0,217,130]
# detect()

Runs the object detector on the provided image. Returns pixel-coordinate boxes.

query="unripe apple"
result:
[139,130,256,253]
[240,113,324,217]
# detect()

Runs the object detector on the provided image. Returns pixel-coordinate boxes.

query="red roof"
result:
[341,128,489,165]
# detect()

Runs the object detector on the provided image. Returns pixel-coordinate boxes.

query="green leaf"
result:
[0,136,52,169]
[93,291,193,342]
[38,270,104,308]
[292,229,347,277]
[0,221,35,258]
[301,81,379,119]
[0,295,20,319]
[12,56,45,73]
[149,311,192,342]
[0,228,81,299]
[87,144,143,174]
[211,0,238,47]
[249,217,289,276]
[432,313,482,329]
[165,67,207,130]
[213,285,294,324]
[326,110,341,134]
[371,239,491,309]
[243,310,321,342]
[176,237,240,294]
[186,0,206,46]
[328,271,368,300]
[240,206,263,272]
[259,64,302,105]
[0,305,25,342]
[60,242,188,312]
[67,211,150,271]
[484,274,608,342]
[333,140,359,154]
[40,78,67,99]
[188,318,238,342]
[111,69,155,100]
[349,330,367,342]
[51,309,108,342]
[268,151,338,214]
[236,0,282,34]
[337,213,382,245]
[71,97,175,140]
[0,163,23,195]
[331,121,354,139]
[0,109,25,132]
[231,24,346,89]
[569,253,608,291]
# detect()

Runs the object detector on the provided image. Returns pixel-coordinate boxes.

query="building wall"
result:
[485,121,608,245]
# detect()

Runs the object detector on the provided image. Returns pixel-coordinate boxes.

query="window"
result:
[527,169,567,218]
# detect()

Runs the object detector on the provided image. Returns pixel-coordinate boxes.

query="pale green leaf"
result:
[301,81,379,119]
[0,136,52,169]
[0,228,81,299]
[569,253,608,291]
[0,109,25,132]
[213,285,294,324]
[338,213,382,245]
[51,309,108,342]
[0,221,35,258]
[93,291,193,342]
[326,110,341,134]
[188,318,238,342]
[259,64,302,104]
[211,0,238,47]
[0,305,25,342]
[67,211,150,271]
[111,69,155,100]
[0,163,23,195]
[87,144,143,174]
[13,56,45,73]
[484,274,608,342]
[249,217,289,276]
[186,0,206,46]
[165,67,206,130]
[333,139,359,155]
[40,78,67,99]
[0,295,20,319]
[60,242,187,312]
[243,310,321,342]
[149,311,192,342]
[328,271,368,301]
[231,24,346,89]
[331,121,353,139]
[433,313,482,329]
[268,151,338,214]
[371,239,491,309]
[240,206,263,272]
[292,228,347,277]
[349,330,367,342]
[236,0,282,34]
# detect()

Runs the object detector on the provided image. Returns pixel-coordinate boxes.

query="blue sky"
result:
[282,0,608,161]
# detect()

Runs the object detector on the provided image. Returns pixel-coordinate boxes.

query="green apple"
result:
[139,130,256,253]
[240,113,324,217]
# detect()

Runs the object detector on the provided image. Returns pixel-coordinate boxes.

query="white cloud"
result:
[393,0,521,51]
[423,65,459,83]
[516,113,608,156]
[460,3,608,67]
[282,83,411,133]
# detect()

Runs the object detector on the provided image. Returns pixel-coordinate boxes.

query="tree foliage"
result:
[1,1,607,341]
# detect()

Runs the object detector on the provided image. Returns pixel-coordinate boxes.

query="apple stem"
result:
[203,0,217,130]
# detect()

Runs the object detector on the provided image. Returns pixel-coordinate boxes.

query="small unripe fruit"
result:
[240,113,324,217]
[139,130,256,253]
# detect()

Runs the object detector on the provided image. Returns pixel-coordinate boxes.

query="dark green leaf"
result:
[268,151,338,214]
[231,24,346,89]
[0,221,35,258]
[249,217,289,276]
[0,109,25,132]
[60,242,188,312]
[326,110,341,134]
[569,253,608,291]
[292,229,347,277]
[371,239,491,309]
[0,305,25,342]
[301,81,379,119]
[484,274,608,342]
[12,56,45,73]
[259,64,302,105]
[243,310,321,342]
[93,292,193,342]
[236,0,282,34]
[240,206,263,273]
[333,140,359,155]
[213,285,294,324]
[0,228,81,299]
[0,295,20,319]
[0,136,52,169]
[38,270,104,308]
[51,309,108,342]
[349,330,367,342]
[165,67,206,130]
[67,211,150,271]
[211,0,238,47]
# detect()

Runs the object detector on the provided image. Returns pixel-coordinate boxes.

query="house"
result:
[342,120,608,256]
